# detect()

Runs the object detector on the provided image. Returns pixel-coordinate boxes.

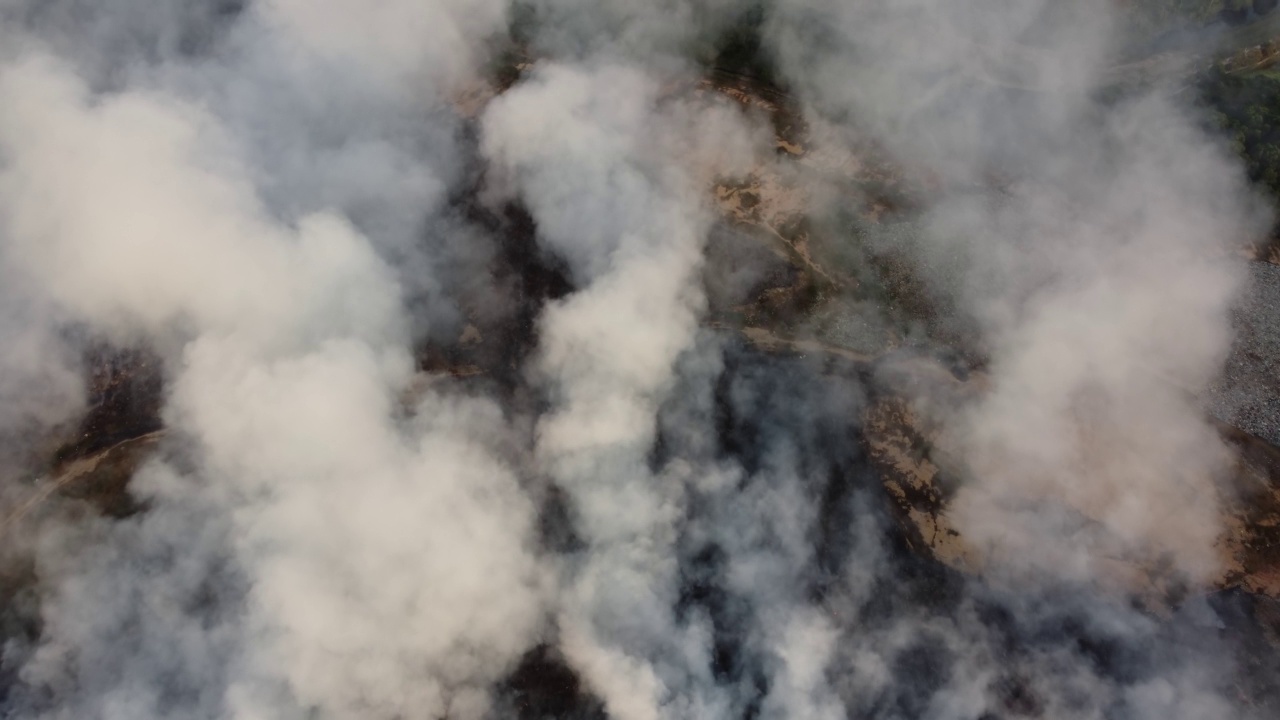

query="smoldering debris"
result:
[1,1,1279,719]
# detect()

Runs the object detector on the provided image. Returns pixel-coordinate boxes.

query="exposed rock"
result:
[1210,262,1280,446]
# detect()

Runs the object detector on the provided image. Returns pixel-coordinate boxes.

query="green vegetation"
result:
[1200,68,1280,216]
[1123,0,1225,42]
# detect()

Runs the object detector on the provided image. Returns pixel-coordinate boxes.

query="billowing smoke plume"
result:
[481,61,764,720]
[0,3,541,719]
[767,0,1270,585]
[0,1,1275,719]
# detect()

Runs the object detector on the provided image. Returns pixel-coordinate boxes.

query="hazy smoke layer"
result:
[481,62,761,720]
[767,0,1269,585]
[0,3,541,719]
[0,1,1273,719]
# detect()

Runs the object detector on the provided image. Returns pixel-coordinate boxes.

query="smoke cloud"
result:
[766,0,1269,585]
[0,1,1275,719]
[481,61,761,720]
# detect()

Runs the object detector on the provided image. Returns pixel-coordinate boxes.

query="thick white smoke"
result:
[0,1,1275,719]
[767,0,1270,586]
[0,3,544,719]
[481,62,761,720]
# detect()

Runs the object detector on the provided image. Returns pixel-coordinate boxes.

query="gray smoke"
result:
[766,0,1269,585]
[481,61,762,720]
[0,1,1274,719]
[0,3,542,719]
